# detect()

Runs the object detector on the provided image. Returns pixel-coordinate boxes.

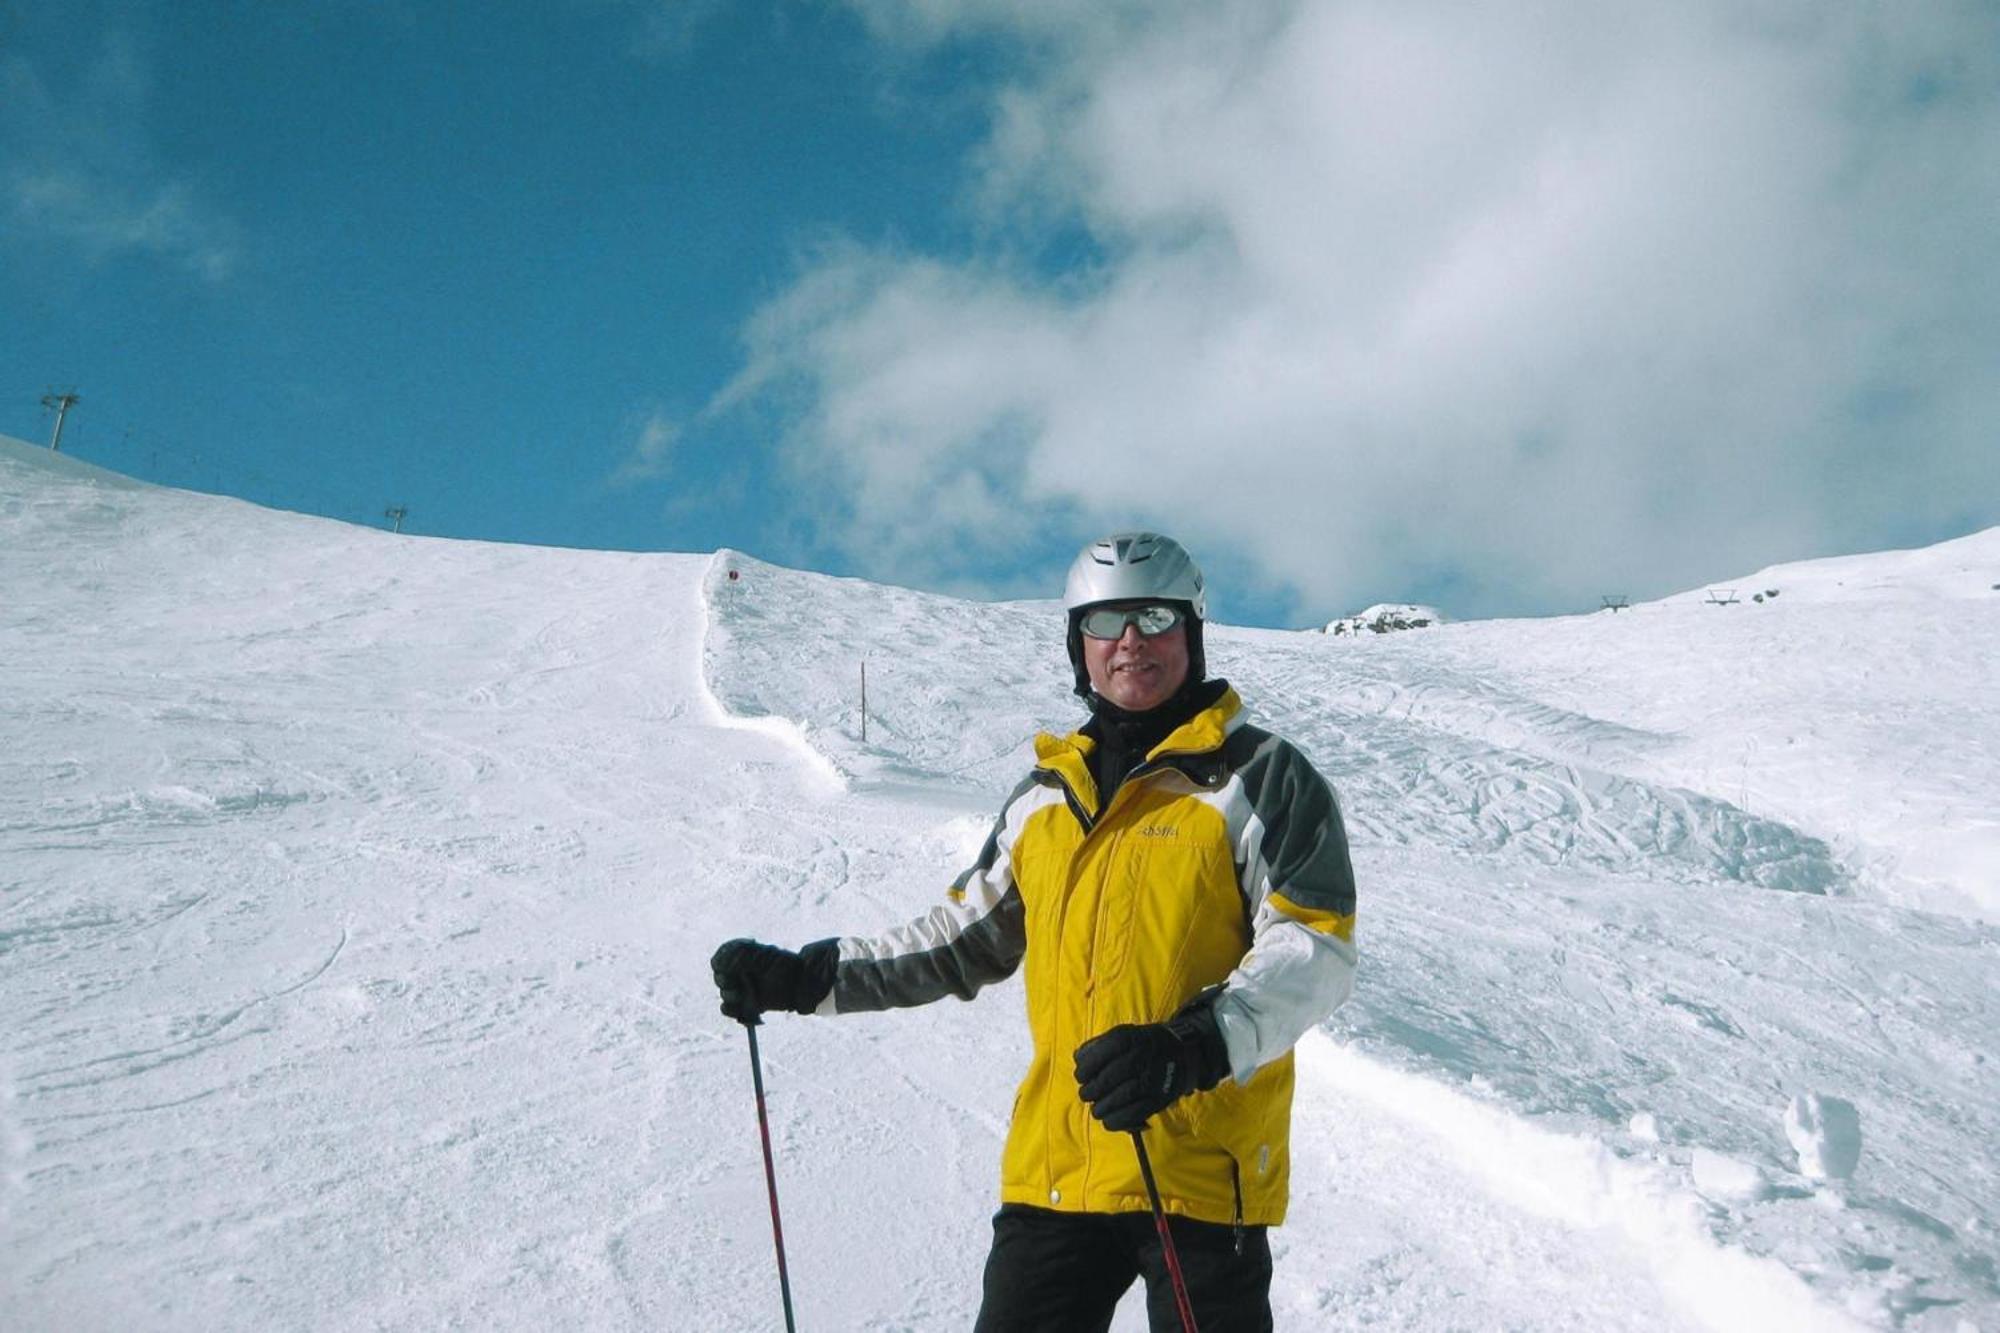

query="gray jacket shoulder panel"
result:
[1226,727,1356,918]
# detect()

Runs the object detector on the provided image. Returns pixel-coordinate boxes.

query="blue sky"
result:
[6,2,1997,627]
[2,4,995,579]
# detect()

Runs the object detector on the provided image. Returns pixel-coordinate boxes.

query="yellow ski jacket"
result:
[823,685,1357,1227]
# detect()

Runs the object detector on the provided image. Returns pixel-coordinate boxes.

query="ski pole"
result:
[1131,1128,1200,1333]
[744,1020,798,1333]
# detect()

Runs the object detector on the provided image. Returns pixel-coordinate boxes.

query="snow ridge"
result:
[694,550,846,792]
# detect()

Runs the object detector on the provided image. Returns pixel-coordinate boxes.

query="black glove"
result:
[711,938,838,1024]
[1074,998,1231,1133]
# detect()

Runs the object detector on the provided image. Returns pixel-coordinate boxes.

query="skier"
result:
[712,531,1358,1332]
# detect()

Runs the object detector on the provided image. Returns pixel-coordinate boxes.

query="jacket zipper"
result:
[1037,766,1094,1205]
[1058,781,1094,834]
[1231,1158,1246,1257]
[1066,751,1207,830]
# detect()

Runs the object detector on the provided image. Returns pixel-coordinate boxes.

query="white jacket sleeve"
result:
[1210,734,1358,1083]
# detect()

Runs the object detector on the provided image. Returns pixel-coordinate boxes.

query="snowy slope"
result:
[1402,529,2000,922]
[2,434,1995,1330]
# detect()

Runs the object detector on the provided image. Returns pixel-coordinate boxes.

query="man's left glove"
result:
[710,938,839,1024]
[1074,996,1232,1133]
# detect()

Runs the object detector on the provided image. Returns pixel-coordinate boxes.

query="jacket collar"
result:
[1034,686,1244,815]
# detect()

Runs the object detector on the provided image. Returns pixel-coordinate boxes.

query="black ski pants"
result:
[972,1203,1274,1333]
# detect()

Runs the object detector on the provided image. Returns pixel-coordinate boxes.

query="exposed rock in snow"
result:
[1784,1094,1863,1180]
[1327,603,1446,636]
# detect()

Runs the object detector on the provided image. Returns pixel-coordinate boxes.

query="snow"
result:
[3,431,1997,1330]
[1692,1149,1770,1204]
[1786,1094,1865,1182]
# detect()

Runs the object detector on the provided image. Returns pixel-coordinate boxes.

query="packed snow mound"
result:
[1657,524,2000,607]
[1326,603,1446,636]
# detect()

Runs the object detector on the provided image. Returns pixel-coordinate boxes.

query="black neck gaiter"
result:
[1082,677,1229,807]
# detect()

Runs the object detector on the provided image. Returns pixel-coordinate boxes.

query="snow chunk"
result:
[1691,1148,1769,1201]
[1784,1093,1863,1180]
[1629,1111,1662,1143]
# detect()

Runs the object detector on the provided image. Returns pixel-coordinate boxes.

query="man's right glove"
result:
[710,938,838,1024]
[1073,995,1232,1133]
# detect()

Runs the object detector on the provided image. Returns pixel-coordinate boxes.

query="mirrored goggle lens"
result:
[1080,603,1183,639]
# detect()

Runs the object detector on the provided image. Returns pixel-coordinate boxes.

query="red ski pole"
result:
[744,1020,798,1333]
[1131,1128,1200,1333]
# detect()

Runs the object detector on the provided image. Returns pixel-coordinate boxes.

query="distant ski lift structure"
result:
[41,389,79,452]
[384,505,408,534]
[1600,595,1630,613]
[1705,588,1740,606]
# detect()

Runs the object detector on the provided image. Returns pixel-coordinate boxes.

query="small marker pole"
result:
[745,1021,798,1333]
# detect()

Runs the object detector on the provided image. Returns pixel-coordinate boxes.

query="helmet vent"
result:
[1064,530,1205,619]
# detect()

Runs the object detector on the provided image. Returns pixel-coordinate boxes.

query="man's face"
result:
[1082,604,1190,712]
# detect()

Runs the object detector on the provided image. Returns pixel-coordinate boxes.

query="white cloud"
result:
[1,36,242,282]
[842,0,1157,48]
[722,0,2000,619]
[9,170,239,281]
[627,0,730,61]
[611,411,682,486]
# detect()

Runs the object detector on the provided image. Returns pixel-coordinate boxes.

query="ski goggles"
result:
[1078,602,1185,640]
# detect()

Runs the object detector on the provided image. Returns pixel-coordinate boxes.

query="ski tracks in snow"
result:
[1221,638,1850,898]
[23,926,348,1107]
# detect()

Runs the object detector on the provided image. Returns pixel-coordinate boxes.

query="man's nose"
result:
[1118,622,1146,648]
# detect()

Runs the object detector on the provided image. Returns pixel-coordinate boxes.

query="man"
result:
[711,531,1357,1331]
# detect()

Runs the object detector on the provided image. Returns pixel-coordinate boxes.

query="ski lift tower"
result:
[41,390,79,452]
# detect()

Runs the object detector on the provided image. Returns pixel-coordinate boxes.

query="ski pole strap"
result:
[1131,1129,1200,1333]
[747,1021,798,1333]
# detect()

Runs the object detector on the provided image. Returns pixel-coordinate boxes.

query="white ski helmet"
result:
[1062,531,1208,697]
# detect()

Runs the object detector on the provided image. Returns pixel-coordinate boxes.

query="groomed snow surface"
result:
[3,434,1996,1331]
